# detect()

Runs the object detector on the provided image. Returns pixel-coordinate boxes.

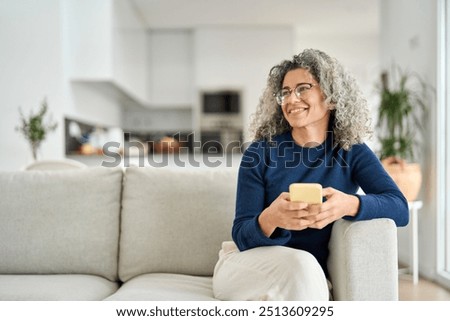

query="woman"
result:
[213,49,409,300]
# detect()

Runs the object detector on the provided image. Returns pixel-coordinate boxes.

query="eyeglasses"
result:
[274,83,316,105]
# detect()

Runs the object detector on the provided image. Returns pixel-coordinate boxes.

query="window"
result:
[437,0,450,287]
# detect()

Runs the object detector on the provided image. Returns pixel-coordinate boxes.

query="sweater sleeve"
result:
[231,142,291,251]
[346,144,409,227]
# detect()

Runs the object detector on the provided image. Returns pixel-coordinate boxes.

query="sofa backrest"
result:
[0,167,123,281]
[118,166,238,282]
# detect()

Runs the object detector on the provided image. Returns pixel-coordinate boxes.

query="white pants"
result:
[213,242,330,301]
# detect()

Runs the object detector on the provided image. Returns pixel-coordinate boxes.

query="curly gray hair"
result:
[250,48,372,150]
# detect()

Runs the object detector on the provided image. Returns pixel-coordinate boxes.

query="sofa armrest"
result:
[328,218,398,301]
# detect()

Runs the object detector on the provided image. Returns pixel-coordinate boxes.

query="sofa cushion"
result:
[0,167,123,281]
[119,167,237,282]
[105,273,216,301]
[0,274,119,300]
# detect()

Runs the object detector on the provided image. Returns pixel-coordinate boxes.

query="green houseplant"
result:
[16,98,58,160]
[376,67,431,201]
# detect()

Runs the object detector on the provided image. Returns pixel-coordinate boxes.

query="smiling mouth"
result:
[288,107,307,114]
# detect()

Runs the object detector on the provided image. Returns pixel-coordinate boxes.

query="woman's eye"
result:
[297,85,309,93]
[281,90,290,97]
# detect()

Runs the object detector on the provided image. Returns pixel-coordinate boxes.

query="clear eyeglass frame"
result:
[274,83,316,105]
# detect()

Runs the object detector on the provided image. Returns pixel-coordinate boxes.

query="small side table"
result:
[399,200,423,284]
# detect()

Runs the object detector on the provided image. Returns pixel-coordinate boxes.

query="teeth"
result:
[289,108,305,114]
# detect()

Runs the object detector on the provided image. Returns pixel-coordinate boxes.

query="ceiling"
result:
[131,0,379,35]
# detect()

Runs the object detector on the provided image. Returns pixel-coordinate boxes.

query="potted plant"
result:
[16,98,58,160]
[376,67,432,201]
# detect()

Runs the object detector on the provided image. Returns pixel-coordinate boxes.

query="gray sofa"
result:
[0,166,399,300]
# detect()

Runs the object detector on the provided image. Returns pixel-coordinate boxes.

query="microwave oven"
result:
[202,90,240,114]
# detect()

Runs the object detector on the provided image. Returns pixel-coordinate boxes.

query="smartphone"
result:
[289,183,323,204]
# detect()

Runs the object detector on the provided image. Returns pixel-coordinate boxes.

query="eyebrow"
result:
[281,82,312,89]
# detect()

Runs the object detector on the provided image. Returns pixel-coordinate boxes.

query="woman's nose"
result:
[285,90,299,104]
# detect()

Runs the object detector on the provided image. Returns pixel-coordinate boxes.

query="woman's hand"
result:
[258,192,316,237]
[305,187,360,229]
[258,188,360,236]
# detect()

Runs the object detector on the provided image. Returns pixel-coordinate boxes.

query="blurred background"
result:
[0,0,448,296]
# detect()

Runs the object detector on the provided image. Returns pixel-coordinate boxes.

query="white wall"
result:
[0,0,65,169]
[379,0,438,279]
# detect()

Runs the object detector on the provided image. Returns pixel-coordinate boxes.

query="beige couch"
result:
[0,166,399,300]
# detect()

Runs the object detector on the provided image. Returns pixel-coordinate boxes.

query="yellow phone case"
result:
[289,183,323,204]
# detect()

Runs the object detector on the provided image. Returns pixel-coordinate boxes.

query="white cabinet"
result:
[64,0,113,79]
[112,0,148,103]
[123,108,193,132]
[64,0,148,105]
[148,30,193,108]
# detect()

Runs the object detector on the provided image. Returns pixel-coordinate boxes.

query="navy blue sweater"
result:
[232,131,409,275]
